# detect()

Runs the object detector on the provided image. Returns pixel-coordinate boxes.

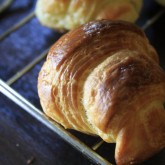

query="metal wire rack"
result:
[0,0,13,14]
[0,3,165,165]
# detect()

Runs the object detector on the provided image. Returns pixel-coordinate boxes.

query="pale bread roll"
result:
[35,0,143,31]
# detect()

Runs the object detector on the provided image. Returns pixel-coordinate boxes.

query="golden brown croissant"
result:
[38,20,165,165]
[35,0,143,31]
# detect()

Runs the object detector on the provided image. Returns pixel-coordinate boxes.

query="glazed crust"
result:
[35,0,143,31]
[38,20,165,164]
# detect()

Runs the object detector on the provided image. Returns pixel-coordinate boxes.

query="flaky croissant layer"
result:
[38,20,165,165]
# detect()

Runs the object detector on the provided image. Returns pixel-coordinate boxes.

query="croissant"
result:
[35,0,143,31]
[38,20,165,164]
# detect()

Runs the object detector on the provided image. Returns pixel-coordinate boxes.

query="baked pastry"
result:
[35,0,143,31]
[38,20,165,164]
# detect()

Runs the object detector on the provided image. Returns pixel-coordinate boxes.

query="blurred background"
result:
[0,0,165,164]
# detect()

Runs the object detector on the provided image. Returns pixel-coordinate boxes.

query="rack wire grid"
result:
[0,1,165,165]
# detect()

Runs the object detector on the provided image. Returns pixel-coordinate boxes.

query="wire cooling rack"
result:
[0,2,165,165]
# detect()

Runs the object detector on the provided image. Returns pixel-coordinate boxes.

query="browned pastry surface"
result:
[38,20,165,165]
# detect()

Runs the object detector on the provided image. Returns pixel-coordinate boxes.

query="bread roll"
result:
[38,20,165,165]
[35,0,143,31]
